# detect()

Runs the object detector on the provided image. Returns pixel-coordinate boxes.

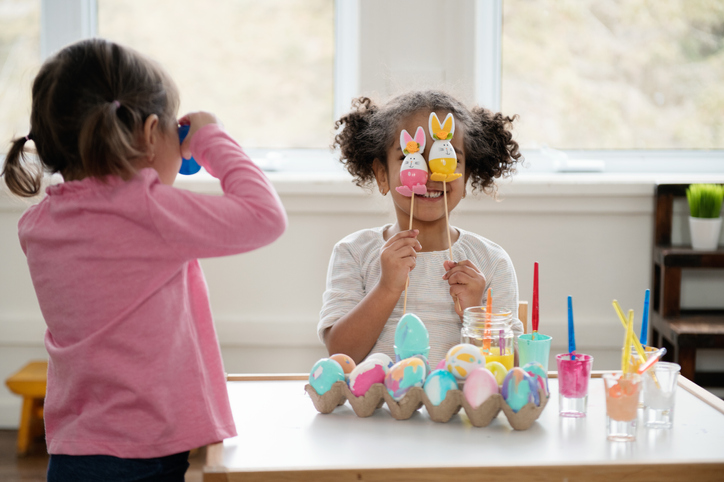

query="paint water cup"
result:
[604,372,641,442]
[623,345,658,407]
[643,362,680,429]
[518,333,552,372]
[556,353,593,418]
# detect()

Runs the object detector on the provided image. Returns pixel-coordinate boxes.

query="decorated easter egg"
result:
[330,353,356,375]
[394,313,430,361]
[435,358,447,371]
[445,344,486,380]
[385,357,426,401]
[463,367,499,409]
[501,367,540,413]
[412,354,431,377]
[423,369,459,406]
[348,360,387,397]
[486,361,508,386]
[365,353,394,374]
[522,361,549,395]
[309,358,345,395]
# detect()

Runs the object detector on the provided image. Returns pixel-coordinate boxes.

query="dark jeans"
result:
[47,451,190,482]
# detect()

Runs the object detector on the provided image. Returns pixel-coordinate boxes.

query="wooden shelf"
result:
[651,311,724,342]
[654,246,724,267]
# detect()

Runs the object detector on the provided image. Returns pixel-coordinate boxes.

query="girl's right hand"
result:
[378,229,421,295]
[178,111,220,159]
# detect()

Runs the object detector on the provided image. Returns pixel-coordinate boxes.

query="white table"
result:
[204,373,724,481]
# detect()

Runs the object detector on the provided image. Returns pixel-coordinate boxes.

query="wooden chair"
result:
[5,360,48,455]
[651,184,724,385]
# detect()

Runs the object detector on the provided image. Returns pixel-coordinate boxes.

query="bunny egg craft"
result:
[395,126,428,197]
[427,112,461,182]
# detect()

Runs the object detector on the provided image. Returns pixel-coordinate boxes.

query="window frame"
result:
[39,0,724,174]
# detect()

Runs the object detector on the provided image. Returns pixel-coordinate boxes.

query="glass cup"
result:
[518,333,552,372]
[556,353,593,417]
[623,345,658,408]
[643,362,680,429]
[604,372,641,442]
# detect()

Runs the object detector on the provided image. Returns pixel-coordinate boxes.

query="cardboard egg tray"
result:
[305,381,549,430]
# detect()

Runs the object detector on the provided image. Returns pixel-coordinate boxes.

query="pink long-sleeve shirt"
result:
[18,124,287,458]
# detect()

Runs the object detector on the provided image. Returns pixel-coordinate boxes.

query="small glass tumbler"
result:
[518,333,552,372]
[604,372,641,442]
[556,353,593,417]
[623,345,658,408]
[643,362,680,429]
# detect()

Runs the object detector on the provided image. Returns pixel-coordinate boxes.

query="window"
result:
[98,0,334,150]
[0,0,41,146]
[501,0,724,150]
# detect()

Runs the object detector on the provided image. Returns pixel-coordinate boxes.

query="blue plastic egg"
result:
[394,313,430,361]
[501,367,540,413]
[423,369,459,406]
[522,361,549,395]
[309,358,345,395]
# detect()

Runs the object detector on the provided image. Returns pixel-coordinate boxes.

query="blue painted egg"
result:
[309,358,345,395]
[423,369,459,406]
[394,313,430,361]
[501,367,540,413]
[385,357,426,401]
[445,343,486,380]
[522,361,549,395]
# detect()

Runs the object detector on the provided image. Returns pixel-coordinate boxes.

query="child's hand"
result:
[378,230,421,296]
[178,111,220,159]
[443,260,486,317]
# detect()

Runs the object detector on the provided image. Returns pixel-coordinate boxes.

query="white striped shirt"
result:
[318,224,521,368]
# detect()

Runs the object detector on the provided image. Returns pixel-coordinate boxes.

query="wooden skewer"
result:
[402,194,415,315]
[443,181,462,313]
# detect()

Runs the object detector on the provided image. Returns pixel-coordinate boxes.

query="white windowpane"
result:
[0,0,40,145]
[502,0,724,149]
[98,0,334,149]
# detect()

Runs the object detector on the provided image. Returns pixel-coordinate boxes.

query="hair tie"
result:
[25,134,32,142]
[113,100,120,108]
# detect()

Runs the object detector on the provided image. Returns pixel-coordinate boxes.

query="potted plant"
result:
[686,184,724,251]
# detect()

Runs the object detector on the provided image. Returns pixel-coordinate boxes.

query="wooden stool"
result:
[5,360,48,455]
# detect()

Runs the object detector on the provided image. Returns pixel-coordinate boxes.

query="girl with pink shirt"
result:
[2,38,287,481]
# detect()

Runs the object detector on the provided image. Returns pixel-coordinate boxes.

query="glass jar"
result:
[461,306,515,370]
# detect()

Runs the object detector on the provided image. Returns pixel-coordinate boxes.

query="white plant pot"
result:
[689,216,722,251]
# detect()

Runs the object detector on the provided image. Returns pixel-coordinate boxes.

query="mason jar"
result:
[461,306,514,370]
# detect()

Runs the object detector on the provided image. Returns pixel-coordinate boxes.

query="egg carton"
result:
[304,382,549,430]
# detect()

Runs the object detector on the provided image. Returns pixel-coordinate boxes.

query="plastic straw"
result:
[532,262,539,338]
[640,289,650,346]
[483,288,492,352]
[567,296,576,360]
[612,300,647,361]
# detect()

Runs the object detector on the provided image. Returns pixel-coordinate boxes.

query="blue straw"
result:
[568,296,576,360]
[640,289,650,346]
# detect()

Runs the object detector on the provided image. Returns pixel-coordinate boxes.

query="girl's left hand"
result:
[443,260,486,318]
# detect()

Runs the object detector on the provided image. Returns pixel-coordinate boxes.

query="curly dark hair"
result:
[332,90,522,194]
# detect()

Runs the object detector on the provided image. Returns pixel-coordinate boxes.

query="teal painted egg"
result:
[385,357,426,401]
[423,369,459,406]
[522,361,549,395]
[309,358,345,395]
[394,313,430,361]
[501,367,540,413]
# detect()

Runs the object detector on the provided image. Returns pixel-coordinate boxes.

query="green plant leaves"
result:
[687,184,724,218]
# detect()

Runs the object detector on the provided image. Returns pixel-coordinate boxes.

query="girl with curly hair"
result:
[318,90,522,367]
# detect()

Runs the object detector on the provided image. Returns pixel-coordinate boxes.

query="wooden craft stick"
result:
[402,194,415,314]
[443,182,462,313]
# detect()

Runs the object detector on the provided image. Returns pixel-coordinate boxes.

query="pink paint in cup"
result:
[556,353,593,417]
